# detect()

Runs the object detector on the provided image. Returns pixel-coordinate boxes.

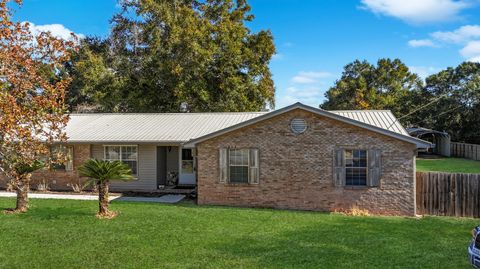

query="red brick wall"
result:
[196,109,417,216]
[0,144,92,191]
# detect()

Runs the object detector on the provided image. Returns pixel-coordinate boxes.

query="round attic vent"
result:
[290,118,307,134]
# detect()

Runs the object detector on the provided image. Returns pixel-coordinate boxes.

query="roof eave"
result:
[65,140,185,145]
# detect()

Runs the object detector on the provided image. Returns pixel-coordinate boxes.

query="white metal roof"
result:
[66,112,267,143]
[183,103,431,148]
[65,103,429,148]
[330,110,409,136]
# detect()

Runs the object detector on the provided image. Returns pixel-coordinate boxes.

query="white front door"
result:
[179,148,196,185]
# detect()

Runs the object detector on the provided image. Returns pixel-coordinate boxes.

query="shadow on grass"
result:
[1,204,95,220]
[211,216,473,268]
[33,208,95,220]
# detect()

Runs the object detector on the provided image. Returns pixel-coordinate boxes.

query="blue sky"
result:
[13,0,480,108]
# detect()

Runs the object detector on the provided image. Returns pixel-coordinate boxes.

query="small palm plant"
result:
[6,160,45,212]
[78,159,134,218]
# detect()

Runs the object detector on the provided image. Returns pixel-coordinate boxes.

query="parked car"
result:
[469,226,480,268]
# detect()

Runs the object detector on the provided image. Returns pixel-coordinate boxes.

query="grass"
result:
[416,157,480,173]
[0,198,477,268]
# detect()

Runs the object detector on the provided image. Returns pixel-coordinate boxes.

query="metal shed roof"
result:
[65,103,425,146]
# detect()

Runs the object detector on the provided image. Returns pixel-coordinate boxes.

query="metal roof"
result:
[65,103,430,148]
[183,103,431,148]
[406,127,450,138]
[330,110,409,136]
[66,112,267,143]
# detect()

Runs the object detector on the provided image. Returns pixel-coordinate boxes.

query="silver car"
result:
[469,226,480,268]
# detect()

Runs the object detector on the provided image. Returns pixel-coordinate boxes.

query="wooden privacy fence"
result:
[416,172,480,217]
[451,142,480,161]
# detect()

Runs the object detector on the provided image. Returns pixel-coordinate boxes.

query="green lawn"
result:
[0,198,477,268]
[416,157,480,173]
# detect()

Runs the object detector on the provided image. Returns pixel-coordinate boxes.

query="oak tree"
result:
[321,59,423,119]
[68,0,276,112]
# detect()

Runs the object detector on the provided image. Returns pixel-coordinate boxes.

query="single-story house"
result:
[0,103,431,215]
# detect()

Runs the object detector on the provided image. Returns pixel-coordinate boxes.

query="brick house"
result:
[0,103,430,215]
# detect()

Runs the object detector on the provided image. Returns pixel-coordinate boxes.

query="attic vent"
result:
[290,118,307,134]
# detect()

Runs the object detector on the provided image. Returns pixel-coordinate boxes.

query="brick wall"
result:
[196,108,417,216]
[0,144,92,191]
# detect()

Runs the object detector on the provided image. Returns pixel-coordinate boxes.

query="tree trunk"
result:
[98,180,110,215]
[15,175,30,212]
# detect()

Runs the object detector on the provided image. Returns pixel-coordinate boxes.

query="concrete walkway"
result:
[0,192,186,204]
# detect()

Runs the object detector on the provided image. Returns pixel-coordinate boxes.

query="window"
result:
[181,149,194,174]
[219,148,259,184]
[229,149,250,183]
[51,145,74,171]
[104,146,138,175]
[345,149,367,186]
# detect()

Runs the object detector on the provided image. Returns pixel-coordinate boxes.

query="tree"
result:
[78,159,134,218]
[410,62,480,143]
[321,59,423,118]
[0,0,75,212]
[66,38,125,112]
[9,161,45,210]
[67,0,276,113]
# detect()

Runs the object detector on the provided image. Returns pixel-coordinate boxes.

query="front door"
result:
[156,146,167,187]
[179,148,196,185]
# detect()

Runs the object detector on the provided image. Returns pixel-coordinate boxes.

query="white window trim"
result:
[103,145,139,176]
[344,149,368,186]
[228,148,250,184]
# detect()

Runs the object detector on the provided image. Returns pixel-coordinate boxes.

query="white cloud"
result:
[410,24,480,62]
[25,22,84,40]
[277,70,333,108]
[272,53,283,60]
[276,87,324,108]
[460,40,480,58]
[409,66,442,79]
[431,25,480,43]
[361,0,471,24]
[408,39,437,48]
[468,56,480,62]
[291,71,331,84]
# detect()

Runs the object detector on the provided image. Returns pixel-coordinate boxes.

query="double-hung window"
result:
[345,149,367,186]
[334,148,381,188]
[104,146,138,175]
[229,149,250,183]
[219,148,259,184]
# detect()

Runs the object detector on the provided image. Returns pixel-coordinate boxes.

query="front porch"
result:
[156,146,196,189]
